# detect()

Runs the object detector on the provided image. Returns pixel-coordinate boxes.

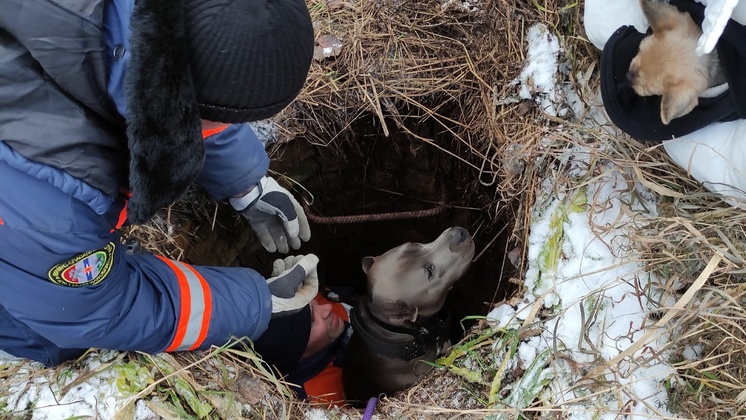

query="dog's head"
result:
[627,0,715,125]
[362,227,475,326]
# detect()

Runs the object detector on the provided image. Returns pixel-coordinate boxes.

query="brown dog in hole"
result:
[342,226,475,404]
[627,0,726,125]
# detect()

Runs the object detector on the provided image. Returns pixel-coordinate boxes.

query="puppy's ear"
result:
[661,81,699,124]
[640,0,678,33]
[362,256,375,275]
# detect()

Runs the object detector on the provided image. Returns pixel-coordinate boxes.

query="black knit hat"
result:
[184,0,315,123]
[125,0,314,224]
[252,304,312,374]
[600,0,746,142]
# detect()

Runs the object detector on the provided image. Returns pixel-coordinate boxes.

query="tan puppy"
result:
[627,0,725,124]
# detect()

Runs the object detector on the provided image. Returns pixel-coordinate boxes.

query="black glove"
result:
[230,176,311,253]
[266,254,319,318]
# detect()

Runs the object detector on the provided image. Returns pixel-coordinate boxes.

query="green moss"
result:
[114,361,154,395]
[152,355,213,419]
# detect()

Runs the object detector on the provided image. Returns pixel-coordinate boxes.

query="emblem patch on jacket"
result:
[48,243,115,287]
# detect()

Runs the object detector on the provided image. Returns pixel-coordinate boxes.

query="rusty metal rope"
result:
[303,202,445,224]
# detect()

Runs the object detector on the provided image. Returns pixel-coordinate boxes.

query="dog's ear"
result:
[661,80,699,124]
[362,256,375,275]
[640,0,678,33]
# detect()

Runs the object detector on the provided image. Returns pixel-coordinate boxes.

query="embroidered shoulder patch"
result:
[48,242,115,287]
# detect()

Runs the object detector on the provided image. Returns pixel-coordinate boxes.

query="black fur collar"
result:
[124,0,204,224]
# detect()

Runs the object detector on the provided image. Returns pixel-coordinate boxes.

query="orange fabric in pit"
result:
[304,362,346,407]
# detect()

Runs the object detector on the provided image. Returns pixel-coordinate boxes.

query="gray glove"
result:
[230,176,311,253]
[266,254,319,318]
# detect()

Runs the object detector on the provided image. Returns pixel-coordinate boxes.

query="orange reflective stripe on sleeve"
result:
[202,124,229,139]
[156,256,213,352]
[181,263,213,349]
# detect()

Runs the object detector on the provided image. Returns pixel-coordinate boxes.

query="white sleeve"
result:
[696,0,740,55]
[583,0,649,50]
[664,121,746,206]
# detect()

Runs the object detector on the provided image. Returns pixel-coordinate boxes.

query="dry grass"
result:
[4,0,746,418]
[626,155,746,418]
[567,111,746,418]
[300,0,562,185]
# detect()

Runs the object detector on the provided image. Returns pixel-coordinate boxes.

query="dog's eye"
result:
[425,263,436,280]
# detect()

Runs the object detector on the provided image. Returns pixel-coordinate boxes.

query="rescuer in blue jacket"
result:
[0,0,318,367]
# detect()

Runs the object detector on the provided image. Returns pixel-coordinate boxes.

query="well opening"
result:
[182,114,518,339]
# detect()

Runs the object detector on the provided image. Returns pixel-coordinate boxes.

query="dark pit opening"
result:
[183,115,517,340]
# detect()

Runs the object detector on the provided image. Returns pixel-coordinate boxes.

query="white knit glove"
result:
[230,176,311,253]
[266,254,319,318]
[696,0,739,55]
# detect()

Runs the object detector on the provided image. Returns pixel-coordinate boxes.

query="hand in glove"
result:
[266,254,319,318]
[230,176,311,253]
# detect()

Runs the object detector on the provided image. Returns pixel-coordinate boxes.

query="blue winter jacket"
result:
[0,0,274,363]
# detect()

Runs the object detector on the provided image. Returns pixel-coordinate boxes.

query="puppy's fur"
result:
[627,0,725,125]
[342,227,475,403]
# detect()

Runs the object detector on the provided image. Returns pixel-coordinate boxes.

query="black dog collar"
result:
[350,304,450,362]
[600,0,746,142]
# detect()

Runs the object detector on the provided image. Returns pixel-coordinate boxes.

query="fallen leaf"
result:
[325,0,347,10]
[313,34,344,61]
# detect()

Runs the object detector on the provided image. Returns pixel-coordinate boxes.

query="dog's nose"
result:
[626,70,636,84]
[449,227,470,245]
